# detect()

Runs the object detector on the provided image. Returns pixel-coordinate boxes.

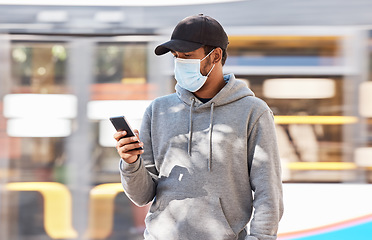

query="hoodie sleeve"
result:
[247,109,284,240]
[119,109,158,207]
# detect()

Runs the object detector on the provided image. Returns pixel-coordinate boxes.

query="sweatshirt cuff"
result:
[245,236,258,240]
[119,157,142,174]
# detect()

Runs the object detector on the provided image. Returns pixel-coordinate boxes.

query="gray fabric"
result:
[120,74,284,240]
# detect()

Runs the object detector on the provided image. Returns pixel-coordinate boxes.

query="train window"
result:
[91,43,156,101]
[226,35,361,183]
[11,43,68,93]
[95,43,147,84]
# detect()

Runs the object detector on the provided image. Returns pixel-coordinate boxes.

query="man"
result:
[114,14,283,240]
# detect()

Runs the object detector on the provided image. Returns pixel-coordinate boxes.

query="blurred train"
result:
[1,9,372,240]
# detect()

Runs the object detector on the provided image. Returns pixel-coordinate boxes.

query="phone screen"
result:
[109,116,143,150]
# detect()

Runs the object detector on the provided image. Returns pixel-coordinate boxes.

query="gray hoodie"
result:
[120,74,284,240]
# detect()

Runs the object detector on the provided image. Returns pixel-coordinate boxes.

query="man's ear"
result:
[212,47,223,64]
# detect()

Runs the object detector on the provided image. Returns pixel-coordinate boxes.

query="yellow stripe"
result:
[229,36,340,41]
[228,36,340,47]
[288,162,357,170]
[274,116,358,125]
[121,77,146,84]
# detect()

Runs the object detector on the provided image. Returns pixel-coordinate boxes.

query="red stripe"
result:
[278,213,372,239]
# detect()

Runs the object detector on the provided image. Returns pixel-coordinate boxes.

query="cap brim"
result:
[155,39,203,55]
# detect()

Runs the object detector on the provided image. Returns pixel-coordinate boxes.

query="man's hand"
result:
[114,129,144,164]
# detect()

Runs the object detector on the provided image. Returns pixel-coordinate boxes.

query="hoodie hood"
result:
[175,73,254,171]
[175,73,254,108]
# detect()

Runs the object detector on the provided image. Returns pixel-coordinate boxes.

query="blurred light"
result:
[12,48,27,62]
[121,77,146,84]
[359,81,372,117]
[88,100,150,147]
[99,120,116,147]
[37,11,68,22]
[4,94,76,137]
[52,45,67,61]
[87,100,151,120]
[263,78,335,99]
[94,11,125,23]
[4,94,77,119]
[355,147,372,167]
[0,0,242,6]
[37,67,46,75]
[274,116,358,125]
[7,119,72,137]
[287,162,356,170]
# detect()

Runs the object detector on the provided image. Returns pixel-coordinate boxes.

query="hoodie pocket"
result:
[210,197,237,238]
[145,195,236,240]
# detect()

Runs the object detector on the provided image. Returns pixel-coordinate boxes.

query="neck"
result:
[193,69,225,99]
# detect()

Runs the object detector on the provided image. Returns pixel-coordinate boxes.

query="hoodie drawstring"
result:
[188,98,215,172]
[188,98,195,156]
[208,102,215,171]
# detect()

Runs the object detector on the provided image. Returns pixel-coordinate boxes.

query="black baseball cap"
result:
[155,14,229,56]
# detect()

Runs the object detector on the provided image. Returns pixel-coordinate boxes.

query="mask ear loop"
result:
[206,64,215,77]
[201,48,215,62]
[201,48,216,77]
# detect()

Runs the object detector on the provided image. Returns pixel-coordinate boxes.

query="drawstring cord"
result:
[188,98,195,156]
[187,98,214,172]
[208,102,215,171]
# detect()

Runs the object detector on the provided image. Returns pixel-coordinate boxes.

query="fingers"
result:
[114,131,144,163]
[133,129,139,135]
[116,142,144,164]
[113,131,127,141]
[114,129,140,141]
[116,136,143,151]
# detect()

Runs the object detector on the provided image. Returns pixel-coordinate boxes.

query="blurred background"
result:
[1,0,372,239]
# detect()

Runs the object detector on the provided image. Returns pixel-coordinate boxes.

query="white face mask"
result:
[174,49,215,92]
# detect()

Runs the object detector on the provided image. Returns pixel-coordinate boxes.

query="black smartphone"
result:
[110,116,143,150]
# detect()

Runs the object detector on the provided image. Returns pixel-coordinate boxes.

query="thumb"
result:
[133,129,140,140]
